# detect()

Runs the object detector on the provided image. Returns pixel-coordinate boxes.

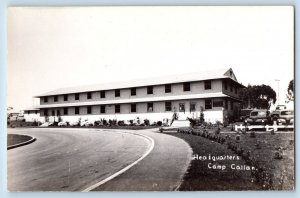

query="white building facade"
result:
[34,68,244,124]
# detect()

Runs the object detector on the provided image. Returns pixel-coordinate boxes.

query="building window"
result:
[115,89,120,97]
[54,95,58,102]
[230,84,233,92]
[44,97,48,103]
[75,93,79,100]
[205,99,212,109]
[165,84,171,93]
[57,110,61,116]
[165,101,172,111]
[213,100,223,107]
[147,86,153,94]
[225,100,228,110]
[131,88,136,96]
[204,80,211,90]
[190,103,196,112]
[100,105,105,113]
[183,82,190,91]
[52,110,55,116]
[87,106,92,114]
[75,107,79,115]
[100,91,105,98]
[44,109,48,116]
[231,101,234,110]
[63,107,68,115]
[63,94,68,101]
[115,104,120,113]
[179,103,185,112]
[87,92,92,99]
[147,103,153,112]
[224,80,228,90]
[235,86,237,94]
[131,104,136,112]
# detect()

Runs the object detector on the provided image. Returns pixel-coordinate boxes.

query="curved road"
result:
[7,128,192,191]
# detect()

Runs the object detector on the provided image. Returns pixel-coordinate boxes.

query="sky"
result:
[7,6,294,110]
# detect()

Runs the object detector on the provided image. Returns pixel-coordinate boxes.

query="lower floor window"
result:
[205,99,212,109]
[213,100,223,107]
[100,105,105,113]
[165,102,172,111]
[131,104,136,112]
[179,103,185,112]
[190,103,196,112]
[147,103,153,112]
[64,108,68,115]
[115,104,120,113]
[75,107,79,114]
[87,106,92,114]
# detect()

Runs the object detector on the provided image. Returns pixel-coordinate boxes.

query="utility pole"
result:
[275,79,280,105]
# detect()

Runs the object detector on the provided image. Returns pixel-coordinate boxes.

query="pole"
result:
[275,79,280,105]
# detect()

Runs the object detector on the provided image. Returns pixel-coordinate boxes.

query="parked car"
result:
[239,109,253,121]
[275,105,287,110]
[271,110,294,125]
[245,109,271,125]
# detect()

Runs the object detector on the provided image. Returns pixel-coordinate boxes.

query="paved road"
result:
[7,128,150,191]
[7,128,192,191]
[92,129,192,191]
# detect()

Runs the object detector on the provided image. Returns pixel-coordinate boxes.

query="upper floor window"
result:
[205,99,212,109]
[63,94,68,101]
[115,89,120,97]
[165,84,172,93]
[231,101,234,110]
[165,101,172,111]
[100,91,105,98]
[87,106,92,114]
[225,100,228,110]
[75,107,80,114]
[204,80,211,90]
[230,83,233,92]
[183,82,190,91]
[147,86,153,94]
[44,97,48,103]
[87,92,92,99]
[54,95,58,102]
[147,103,153,112]
[115,104,120,113]
[63,107,68,115]
[131,104,136,113]
[235,86,237,94]
[100,105,105,113]
[131,88,136,96]
[75,93,79,100]
[224,81,228,90]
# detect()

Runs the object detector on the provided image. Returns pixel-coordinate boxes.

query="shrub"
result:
[144,119,150,126]
[157,121,162,126]
[118,120,125,126]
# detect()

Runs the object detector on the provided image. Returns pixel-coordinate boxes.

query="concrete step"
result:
[171,120,190,127]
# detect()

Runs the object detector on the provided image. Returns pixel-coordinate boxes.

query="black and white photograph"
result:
[7,6,294,191]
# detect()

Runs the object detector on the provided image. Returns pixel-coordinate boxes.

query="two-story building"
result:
[34,68,244,124]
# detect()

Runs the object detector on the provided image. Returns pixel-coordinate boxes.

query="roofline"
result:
[34,76,244,98]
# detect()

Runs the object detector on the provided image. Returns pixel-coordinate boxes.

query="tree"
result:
[239,84,277,109]
[286,80,294,102]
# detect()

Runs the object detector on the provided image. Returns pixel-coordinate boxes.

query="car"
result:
[239,109,253,121]
[245,109,271,125]
[271,109,294,125]
[275,105,287,110]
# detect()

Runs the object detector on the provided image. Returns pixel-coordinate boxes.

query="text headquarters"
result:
[192,154,257,171]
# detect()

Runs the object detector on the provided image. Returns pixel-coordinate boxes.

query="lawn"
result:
[7,134,32,147]
[167,127,294,191]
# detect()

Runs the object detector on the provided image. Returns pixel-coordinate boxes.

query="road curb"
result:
[7,136,36,150]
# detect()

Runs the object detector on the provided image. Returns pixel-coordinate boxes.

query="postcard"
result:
[7,6,294,191]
